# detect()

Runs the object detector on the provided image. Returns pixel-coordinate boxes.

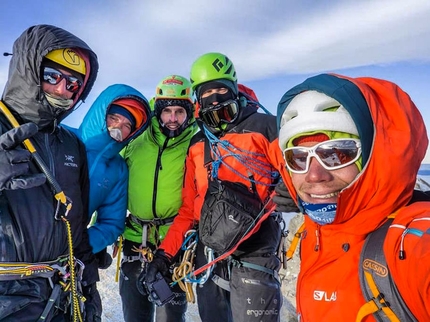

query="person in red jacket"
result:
[276,73,430,321]
[142,52,287,322]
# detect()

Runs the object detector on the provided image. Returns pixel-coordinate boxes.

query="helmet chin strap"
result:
[44,92,73,110]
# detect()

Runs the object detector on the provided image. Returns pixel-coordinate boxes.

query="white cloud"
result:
[2,0,430,161]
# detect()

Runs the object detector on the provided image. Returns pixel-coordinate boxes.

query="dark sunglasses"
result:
[283,139,362,173]
[42,67,82,93]
[199,99,239,128]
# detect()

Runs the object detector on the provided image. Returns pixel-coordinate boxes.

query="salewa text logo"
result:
[64,154,78,168]
[313,290,337,301]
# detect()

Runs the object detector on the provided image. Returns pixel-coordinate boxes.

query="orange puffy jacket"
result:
[277,74,430,321]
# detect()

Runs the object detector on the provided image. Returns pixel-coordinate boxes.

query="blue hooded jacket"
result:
[66,84,150,253]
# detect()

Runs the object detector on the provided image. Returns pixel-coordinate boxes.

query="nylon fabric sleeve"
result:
[73,139,99,286]
[0,122,46,190]
[87,163,128,253]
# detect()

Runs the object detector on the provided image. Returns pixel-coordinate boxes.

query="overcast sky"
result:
[1,0,430,163]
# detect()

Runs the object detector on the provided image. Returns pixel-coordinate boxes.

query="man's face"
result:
[160,105,187,130]
[107,113,132,141]
[291,140,359,204]
[42,66,82,100]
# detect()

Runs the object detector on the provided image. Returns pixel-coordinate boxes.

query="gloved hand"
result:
[273,180,299,213]
[95,247,113,269]
[0,123,46,190]
[136,249,171,296]
[82,283,102,322]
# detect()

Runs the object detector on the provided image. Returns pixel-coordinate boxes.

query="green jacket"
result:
[121,116,197,245]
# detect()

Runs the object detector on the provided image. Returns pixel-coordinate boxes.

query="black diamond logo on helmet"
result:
[212,59,224,72]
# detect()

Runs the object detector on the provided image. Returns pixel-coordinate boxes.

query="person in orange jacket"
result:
[276,73,430,321]
[142,52,288,322]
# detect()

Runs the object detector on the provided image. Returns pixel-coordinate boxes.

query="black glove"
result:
[82,283,102,322]
[95,247,113,269]
[273,180,299,213]
[0,123,46,190]
[136,249,171,296]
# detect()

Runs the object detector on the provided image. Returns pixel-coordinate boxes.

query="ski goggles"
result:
[199,99,239,128]
[42,67,82,93]
[283,138,361,174]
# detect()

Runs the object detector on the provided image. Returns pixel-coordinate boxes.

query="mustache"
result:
[163,121,179,126]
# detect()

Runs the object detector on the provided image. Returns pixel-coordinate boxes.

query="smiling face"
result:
[291,140,359,204]
[160,105,187,130]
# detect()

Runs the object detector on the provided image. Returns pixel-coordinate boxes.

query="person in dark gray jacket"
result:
[0,24,101,321]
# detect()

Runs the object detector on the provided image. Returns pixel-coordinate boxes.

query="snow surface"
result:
[97,250,295,321]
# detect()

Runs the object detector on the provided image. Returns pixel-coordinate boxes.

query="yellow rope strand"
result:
[131,246,154,262]
[172,248,196,303]
[114,236,123,283]
[61,217,83,322]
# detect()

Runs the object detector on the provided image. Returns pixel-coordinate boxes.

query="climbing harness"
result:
[120,214,177,271]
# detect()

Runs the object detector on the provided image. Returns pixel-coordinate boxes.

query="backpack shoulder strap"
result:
[357,218,418,322]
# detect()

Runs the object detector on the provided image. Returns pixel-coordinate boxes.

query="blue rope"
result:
[203,126,279,186]
[240,92,272,116]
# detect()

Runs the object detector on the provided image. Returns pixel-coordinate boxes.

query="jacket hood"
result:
[2,24,98,130]
[276,73,428,235]
[78,84,151,159]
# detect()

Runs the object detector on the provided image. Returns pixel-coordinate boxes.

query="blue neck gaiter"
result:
[299,198,337,225]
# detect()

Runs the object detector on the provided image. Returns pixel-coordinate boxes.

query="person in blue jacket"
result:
[66,84,151,266]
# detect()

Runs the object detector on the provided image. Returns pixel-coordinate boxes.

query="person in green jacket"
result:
[119,75,198,322]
